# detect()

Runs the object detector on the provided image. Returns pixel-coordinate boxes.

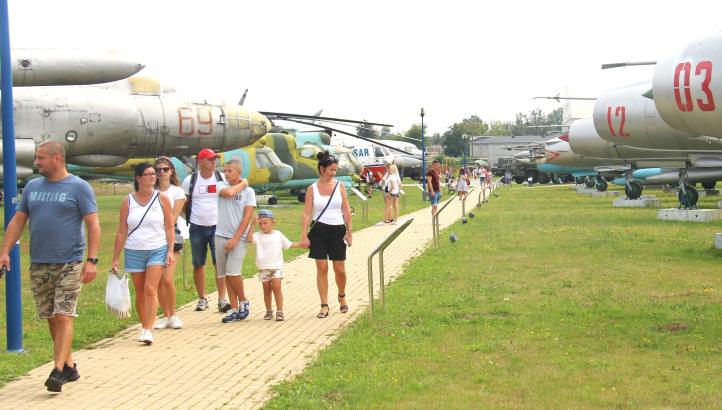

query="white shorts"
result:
[258,269,284,282]
[214,236,248,277]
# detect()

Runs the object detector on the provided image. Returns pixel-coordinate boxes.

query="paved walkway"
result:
[0,182,495,409]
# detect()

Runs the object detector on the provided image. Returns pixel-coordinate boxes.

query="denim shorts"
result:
[430,191,442,205]
[124,246,168,272]
[189,224,217,268]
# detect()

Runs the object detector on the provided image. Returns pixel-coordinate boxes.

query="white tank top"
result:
[311,181,344,225]
[125,190,167,250]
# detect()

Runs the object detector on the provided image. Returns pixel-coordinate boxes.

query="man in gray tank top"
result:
[0,141,100,393]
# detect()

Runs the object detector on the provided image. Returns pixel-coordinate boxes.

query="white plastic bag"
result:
[105,270,132,320]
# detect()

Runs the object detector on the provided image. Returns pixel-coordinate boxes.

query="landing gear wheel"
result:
[297,192,306,203]
[595,179,608,192]
[268,196,278,205]
[625,180,643,199]
[678,184,699,208]
[514,175,525,184]
[702,181,716,190]
[584,178,595,189]
[537,173,550,184]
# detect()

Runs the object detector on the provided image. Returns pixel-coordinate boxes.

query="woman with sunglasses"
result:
[152,157,186,330]
[300,152,353,318]
[112,163,175,345]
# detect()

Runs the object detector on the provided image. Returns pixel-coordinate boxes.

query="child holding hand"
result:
[247,209,301,321]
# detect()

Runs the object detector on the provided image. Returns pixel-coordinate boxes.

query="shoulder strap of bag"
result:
[184,171,199,224]
[309,181,340,232]
[128,191,159,237]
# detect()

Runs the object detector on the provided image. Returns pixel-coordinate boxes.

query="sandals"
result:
[338,294,348,314]
[317,304,329,319]
[276,311,284,321]
[264,310,273,320]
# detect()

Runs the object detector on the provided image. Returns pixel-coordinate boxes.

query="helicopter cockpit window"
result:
[255,152,273,169]
[374,146,385,157]
[300,149,315,159]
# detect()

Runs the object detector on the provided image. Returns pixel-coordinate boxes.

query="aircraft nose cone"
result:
[249,112,273,142]
[271,164,294,182]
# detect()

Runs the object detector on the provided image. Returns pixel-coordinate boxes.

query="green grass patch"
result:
[0,180,427,386]
[264,184,722,409]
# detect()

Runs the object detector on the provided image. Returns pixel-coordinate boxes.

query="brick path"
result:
[0,182,495,409]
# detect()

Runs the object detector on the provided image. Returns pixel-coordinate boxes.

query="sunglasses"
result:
[156,166,171,173]
[319,155,337,165]
[141,172,157,177]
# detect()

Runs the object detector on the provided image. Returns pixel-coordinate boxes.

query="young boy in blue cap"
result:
[247,209,301,321]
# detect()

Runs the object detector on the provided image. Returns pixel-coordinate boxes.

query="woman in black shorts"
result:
[300,152,353,318]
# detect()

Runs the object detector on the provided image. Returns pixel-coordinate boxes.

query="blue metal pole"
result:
[420,108,426,201]
[1,0,23,353]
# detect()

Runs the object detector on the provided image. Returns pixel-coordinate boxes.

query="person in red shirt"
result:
[426,160,442,216]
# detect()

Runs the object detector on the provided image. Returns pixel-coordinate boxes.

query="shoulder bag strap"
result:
[309,181,340,232]
[128,191,159,238]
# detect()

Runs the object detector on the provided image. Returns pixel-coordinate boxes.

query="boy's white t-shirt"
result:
[252,230,292,270]
[182,172,224,226]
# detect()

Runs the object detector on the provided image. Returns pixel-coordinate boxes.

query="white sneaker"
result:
[168,315,183,329]
[153,317,169,330]
[140,329,153,345]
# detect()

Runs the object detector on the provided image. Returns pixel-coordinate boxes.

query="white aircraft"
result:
[330,135,422,177]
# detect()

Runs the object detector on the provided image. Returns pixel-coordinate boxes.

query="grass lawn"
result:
[0,179,427,386]
[264,184,722,409]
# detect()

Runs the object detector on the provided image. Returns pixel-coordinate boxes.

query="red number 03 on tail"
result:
[674,60,715,112]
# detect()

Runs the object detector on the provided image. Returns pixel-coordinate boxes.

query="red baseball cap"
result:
[197,148,218,160]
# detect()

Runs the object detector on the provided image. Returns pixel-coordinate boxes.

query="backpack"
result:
[183,170,223,225]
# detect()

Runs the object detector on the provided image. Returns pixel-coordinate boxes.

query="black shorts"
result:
[308,221,347,261]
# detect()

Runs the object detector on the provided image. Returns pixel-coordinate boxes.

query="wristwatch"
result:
[86,257,99,265]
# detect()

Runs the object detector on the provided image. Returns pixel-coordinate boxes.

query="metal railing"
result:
[432,197,456,249]
[478,184,489,207]
[350,187,369,222]
[461,186,476,217]
[367,218,414,317]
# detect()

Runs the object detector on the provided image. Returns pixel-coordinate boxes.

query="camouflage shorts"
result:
[29,262,83,320]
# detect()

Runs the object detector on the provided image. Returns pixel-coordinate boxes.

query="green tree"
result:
[401,124,426,149]
[442,115,488,157]
[486,121,512,136]
[356,121,379,140]
[509,108,563,136]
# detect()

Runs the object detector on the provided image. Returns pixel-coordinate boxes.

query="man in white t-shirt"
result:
[182,148,246,312]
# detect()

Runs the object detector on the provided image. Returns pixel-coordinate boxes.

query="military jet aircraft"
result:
[1,49,145,180]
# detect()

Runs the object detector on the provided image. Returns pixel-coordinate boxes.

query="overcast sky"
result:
[6,0,722,135]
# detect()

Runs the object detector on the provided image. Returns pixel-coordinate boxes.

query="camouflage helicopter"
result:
[251,130,362,202]
[66,145,293,196]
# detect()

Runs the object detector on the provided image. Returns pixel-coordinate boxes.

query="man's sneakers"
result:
[154,315,183,329]
[238,300,250,320]
[218,298,231,313]
[221,310,240,323]
[221,301,251,323]
[63,362,80,382]
[195,298,209,311]
[45,368,67,392]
